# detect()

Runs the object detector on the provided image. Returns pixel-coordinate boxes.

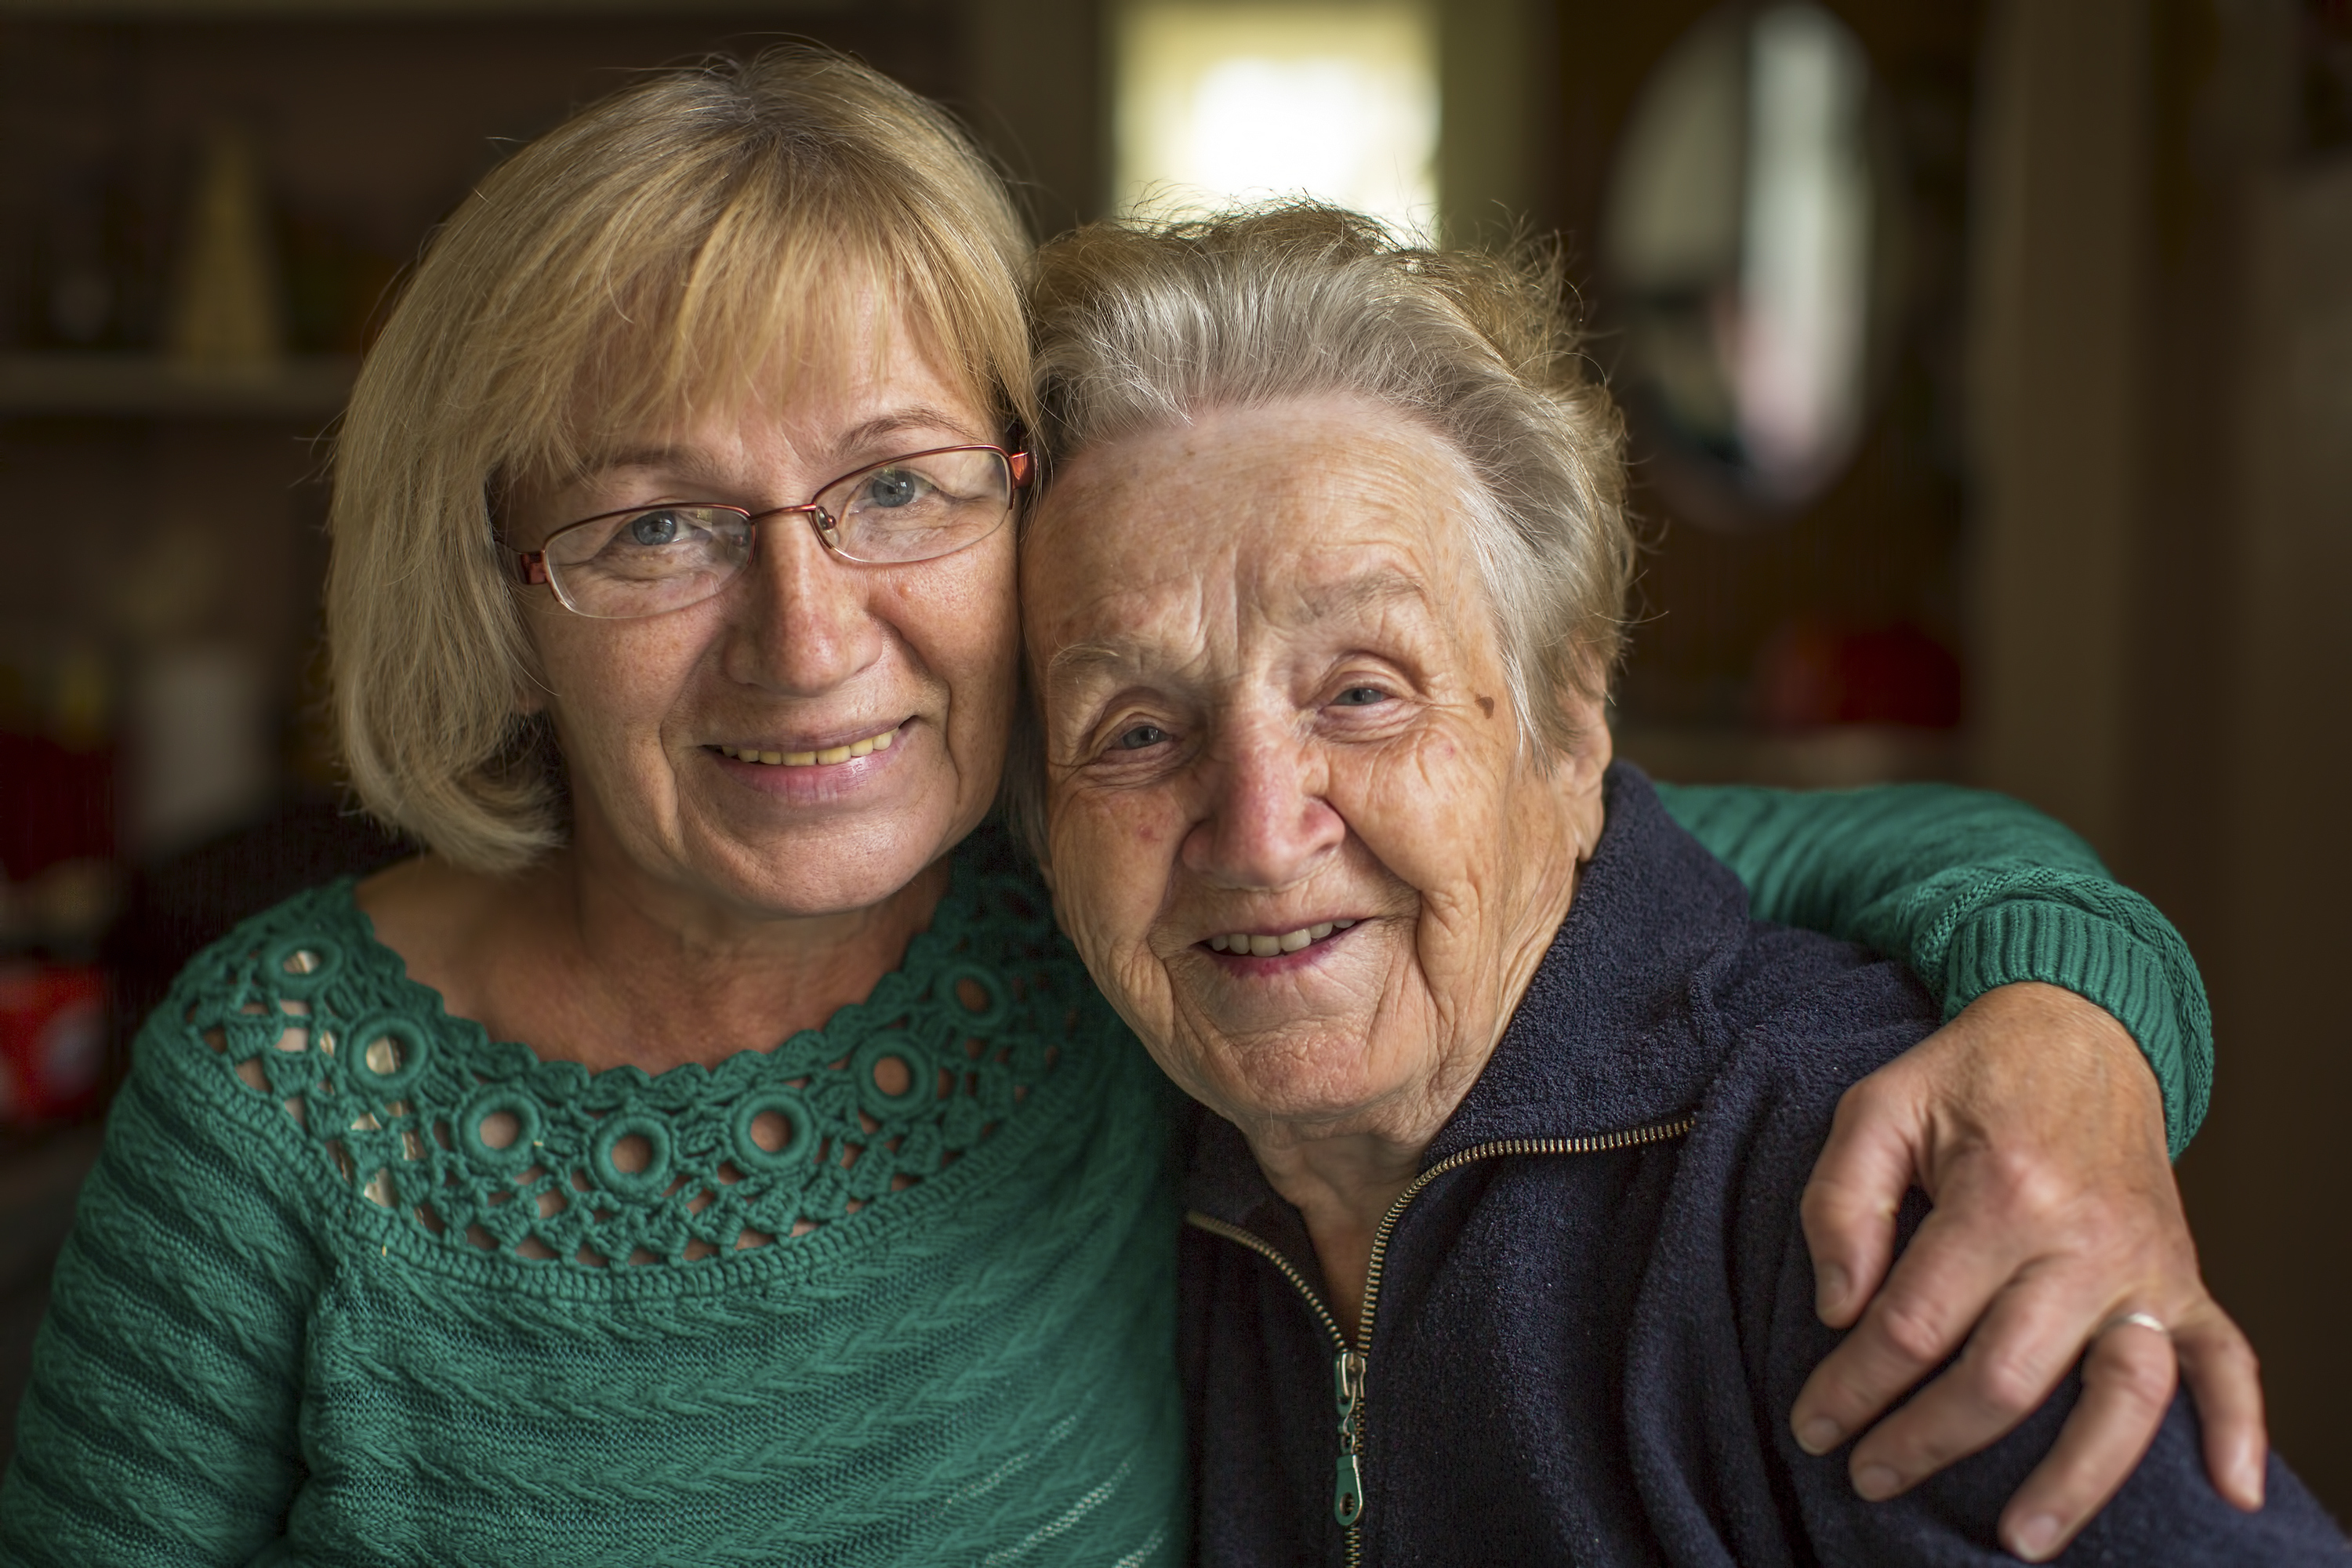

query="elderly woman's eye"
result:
[1334,686,1389,706]
[1112,723,1169,751]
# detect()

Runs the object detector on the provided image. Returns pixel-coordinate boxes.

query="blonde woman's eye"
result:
[862,468,927,509]
[1334,686,1388,706]
[626,510,687,546]
[1112,723,1168,751]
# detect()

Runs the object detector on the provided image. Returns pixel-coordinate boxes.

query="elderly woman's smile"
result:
[1026,396,1609,1145]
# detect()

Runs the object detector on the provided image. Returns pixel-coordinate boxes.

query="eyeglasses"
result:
[512,444,1033,620]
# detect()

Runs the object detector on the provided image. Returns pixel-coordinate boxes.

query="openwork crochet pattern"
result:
[194,866,1069,1272]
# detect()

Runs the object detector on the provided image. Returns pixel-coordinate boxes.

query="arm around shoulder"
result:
[1656,778,2212,1156]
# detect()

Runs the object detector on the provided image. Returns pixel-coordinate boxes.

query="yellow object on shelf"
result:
[165,126,288,371]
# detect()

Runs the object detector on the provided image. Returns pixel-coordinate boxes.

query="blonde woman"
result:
[0,51,2253,1566]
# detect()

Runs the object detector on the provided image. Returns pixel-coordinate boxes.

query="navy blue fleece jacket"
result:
[1178,767,2347,1566]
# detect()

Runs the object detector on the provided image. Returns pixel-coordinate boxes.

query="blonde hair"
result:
[1021,203,1632,805]
[328,48,1035,872]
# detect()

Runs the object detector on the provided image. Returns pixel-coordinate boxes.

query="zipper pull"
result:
[1333,1348,1366,1423]
[1332,1349,1367,1526]
[1334,1452,1364,1526]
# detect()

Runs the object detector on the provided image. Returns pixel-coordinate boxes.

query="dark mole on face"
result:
[1476,695,1495,718]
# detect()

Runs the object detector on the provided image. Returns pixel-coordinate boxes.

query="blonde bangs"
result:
[499,146,1033,492]
[328,49,1033,873]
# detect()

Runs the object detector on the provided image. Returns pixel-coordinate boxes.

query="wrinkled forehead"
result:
[1023,400,1487,675]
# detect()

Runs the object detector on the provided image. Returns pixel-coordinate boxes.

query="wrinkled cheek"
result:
[1090,947,1181,1062]
[1359,795,1505,906]
[1049,824,1148,958]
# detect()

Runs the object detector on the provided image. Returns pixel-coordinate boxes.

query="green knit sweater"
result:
[0,784,2209,1566]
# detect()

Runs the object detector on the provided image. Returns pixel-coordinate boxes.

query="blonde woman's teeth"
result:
[720,725,898,766]
[1207,920,1353,956]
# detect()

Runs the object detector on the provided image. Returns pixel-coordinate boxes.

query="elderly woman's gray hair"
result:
[1024,202,1635,754]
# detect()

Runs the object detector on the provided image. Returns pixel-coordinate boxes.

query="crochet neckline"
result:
[333,846,989,1097]
[181,836,1094,1277]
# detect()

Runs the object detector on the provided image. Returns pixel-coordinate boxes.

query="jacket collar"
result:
[1182,764,1752,1225]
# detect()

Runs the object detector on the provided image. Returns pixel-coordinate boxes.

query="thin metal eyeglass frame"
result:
[510,443,1034,615]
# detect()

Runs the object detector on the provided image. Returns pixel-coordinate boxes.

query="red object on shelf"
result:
[0,732,116,880]
[1750,620,1965,731]
[0,962,107,1123]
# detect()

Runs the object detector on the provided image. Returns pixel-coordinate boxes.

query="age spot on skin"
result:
[1476,695,1495,717]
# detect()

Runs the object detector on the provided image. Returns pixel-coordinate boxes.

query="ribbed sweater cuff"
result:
[1941,901,2198,1160]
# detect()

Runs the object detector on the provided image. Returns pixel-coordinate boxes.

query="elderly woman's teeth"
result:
[720,726,898,766]
[1209,920,1350,956]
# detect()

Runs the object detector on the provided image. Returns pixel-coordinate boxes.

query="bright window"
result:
[1112,1,1438,234]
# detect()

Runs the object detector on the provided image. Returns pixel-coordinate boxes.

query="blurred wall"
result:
[967,0,1104,233]
[1969,0,2352,1513]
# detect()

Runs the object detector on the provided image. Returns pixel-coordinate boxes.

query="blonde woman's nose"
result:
[725,513,882,695]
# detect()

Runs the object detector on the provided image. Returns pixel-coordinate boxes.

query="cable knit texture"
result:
[0,840,1182,1567]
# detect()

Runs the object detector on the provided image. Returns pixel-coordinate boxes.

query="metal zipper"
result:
[1185,1112,1694,1567]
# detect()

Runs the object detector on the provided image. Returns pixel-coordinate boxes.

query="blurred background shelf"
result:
[0,353,358,420]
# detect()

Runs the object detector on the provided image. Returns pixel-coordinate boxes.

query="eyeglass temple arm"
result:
[1008,449,1034,488]
[513,550,549,586]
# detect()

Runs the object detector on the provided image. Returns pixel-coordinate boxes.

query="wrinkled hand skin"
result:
[1792,982,2267,1563]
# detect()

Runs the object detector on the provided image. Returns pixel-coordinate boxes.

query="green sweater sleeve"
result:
[0,1018,322,1566]
[1654,780,2212,1159]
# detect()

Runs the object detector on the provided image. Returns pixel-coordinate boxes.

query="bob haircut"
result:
[1016,201,1632,848]
[329,48,1036,873]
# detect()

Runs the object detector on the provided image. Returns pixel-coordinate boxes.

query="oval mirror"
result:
[1602,2,1900,524]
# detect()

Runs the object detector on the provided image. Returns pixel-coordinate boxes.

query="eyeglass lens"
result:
[541,447,1014,619]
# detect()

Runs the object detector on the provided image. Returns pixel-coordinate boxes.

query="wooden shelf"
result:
[0,354,359,421]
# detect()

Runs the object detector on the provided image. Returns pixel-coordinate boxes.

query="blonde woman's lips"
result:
[713,722,902,768]
[1205,920,1356,957]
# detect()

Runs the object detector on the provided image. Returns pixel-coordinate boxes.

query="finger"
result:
[1800,1074,1922,1330]
[1839,1258,2099,1495]
[2173,1305,2267,1510]
[1996,1317,2177,1561]
[1791,1197,2029,1456]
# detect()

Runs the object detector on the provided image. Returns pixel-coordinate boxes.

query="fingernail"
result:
[1815,1263,1849,1316]
[1796,1416,1843,1455]
[2009,1513,2062,1559]
[1852,1463,1901,1501]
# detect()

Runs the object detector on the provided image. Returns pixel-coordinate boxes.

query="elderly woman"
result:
[0,55,2259,1566]
[1018,206,2339,1565]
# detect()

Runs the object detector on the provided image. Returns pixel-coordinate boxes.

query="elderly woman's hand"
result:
[1791,982,2264,1561]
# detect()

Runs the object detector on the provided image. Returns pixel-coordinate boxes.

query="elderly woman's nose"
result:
[1180,729,1346,891]
[724,517,881,692]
